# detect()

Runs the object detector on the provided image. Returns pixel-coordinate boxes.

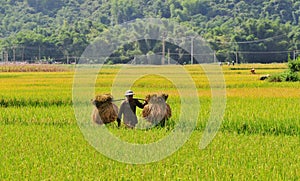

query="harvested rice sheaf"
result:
[142,93,172,125]
[93,94,113,107]
[92,94,118,124]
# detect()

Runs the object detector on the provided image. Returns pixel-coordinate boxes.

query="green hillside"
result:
[0,0,299,63]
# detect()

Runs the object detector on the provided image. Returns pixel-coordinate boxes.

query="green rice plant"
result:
[1,63,300,180]
[1,125,300,180]
[0,106,75,126]
[1,64,299,135]
[222,97,300,136]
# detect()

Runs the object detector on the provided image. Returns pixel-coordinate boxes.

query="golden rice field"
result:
[0,63,300,180]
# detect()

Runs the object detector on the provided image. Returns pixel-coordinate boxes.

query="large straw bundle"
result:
[142,93,172,126]
[91,94,118,124]
[161,93,171,120]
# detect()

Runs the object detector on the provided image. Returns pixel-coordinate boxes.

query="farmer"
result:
[117,90,147,128]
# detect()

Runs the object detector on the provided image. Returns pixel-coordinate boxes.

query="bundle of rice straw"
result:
[91,94,118,124]
[160,93,171,120]
[142,93,171,125]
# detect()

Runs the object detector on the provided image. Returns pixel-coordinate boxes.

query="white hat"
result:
[124,90,134,96]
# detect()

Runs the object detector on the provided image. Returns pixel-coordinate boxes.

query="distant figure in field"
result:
[91,94,118,125]
[251,68,256,74]
[117,90,147,128]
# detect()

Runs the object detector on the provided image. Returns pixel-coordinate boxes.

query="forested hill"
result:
[0,0,300,64]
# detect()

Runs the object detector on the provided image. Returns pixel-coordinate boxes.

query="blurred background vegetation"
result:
[0,0,300,64]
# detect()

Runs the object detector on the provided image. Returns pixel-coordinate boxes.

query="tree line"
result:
[0,0,300,64]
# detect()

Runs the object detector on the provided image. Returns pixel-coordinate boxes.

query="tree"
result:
[0,0,299,63]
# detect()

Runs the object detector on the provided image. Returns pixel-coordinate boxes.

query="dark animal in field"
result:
[260,74,270,80]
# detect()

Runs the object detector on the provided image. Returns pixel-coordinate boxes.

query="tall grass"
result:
[0,106,75,126]
[1,64,299,135]
[1,63,300,180]
[1,125,299,180]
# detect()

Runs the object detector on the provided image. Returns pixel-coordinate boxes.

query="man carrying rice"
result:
[117,90,147,128]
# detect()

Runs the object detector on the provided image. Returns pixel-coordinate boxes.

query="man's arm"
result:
[135,99,147,109]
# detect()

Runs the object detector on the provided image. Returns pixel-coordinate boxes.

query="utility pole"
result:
[235,51,238,64]
[22,46,24,62]
[191,37,194,64]
[213,51,216,63]
[168,48,170,64]
[4,50,8,63]
[162,36,165,65]
[13,46,16,62]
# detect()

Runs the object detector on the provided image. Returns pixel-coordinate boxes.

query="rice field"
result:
[1,63,300,180]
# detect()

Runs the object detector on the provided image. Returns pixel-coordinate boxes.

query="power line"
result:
[206,34,287,44]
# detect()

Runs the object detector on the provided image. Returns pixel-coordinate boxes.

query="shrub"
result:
[268,73,284,82]
[285,71,300,82]
[268,70,299,82]
[106,60,114,65]
[284,71,300,81]
[288,57,300,72]
[268,57,300,82]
